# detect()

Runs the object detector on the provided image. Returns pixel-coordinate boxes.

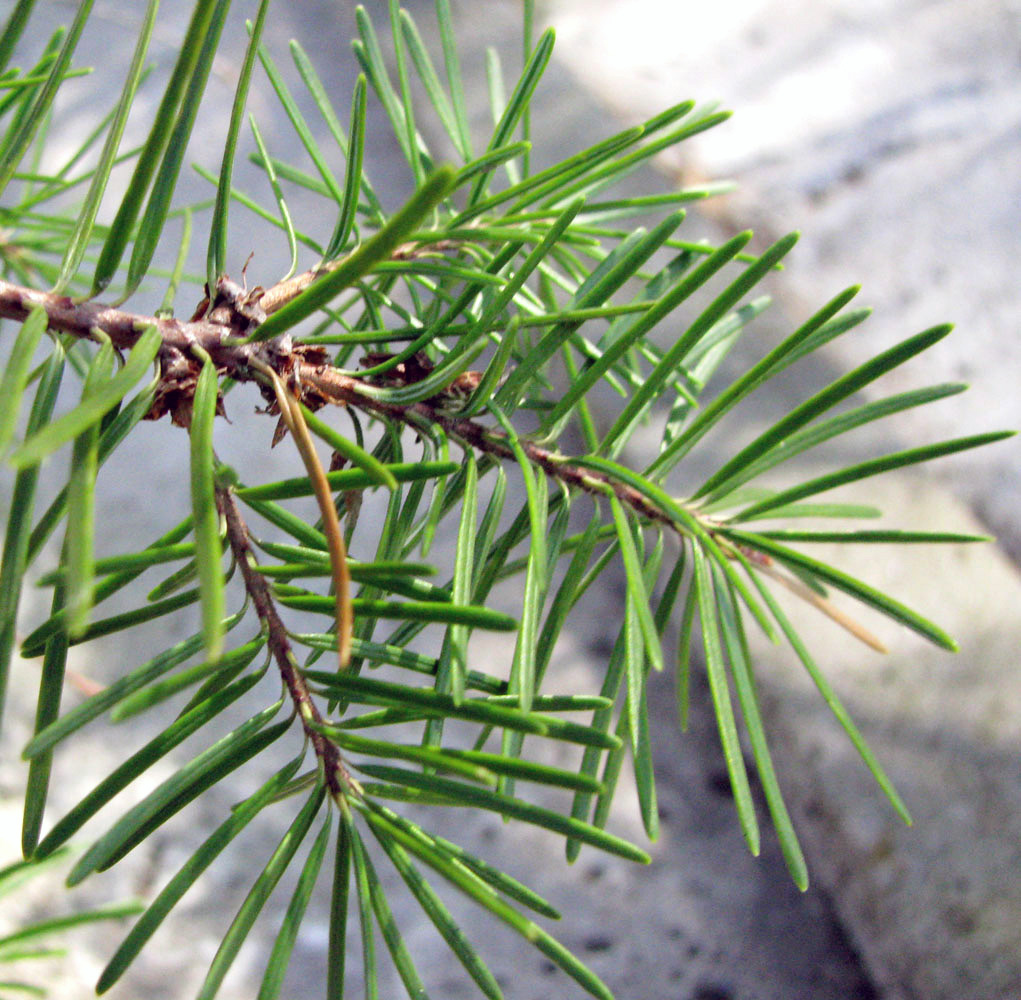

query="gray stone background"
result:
[0,2,1018,999]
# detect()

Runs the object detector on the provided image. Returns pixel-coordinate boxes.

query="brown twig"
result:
[289,360,683,529]
[217,484,353,800]
[0,271,884,655]
[0,275,683,528]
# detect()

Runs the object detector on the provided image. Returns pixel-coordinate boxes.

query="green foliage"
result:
[0,850,141,998]
[0,2,1011,998]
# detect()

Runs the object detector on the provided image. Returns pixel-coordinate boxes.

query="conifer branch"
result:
[3,4,1003,992]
